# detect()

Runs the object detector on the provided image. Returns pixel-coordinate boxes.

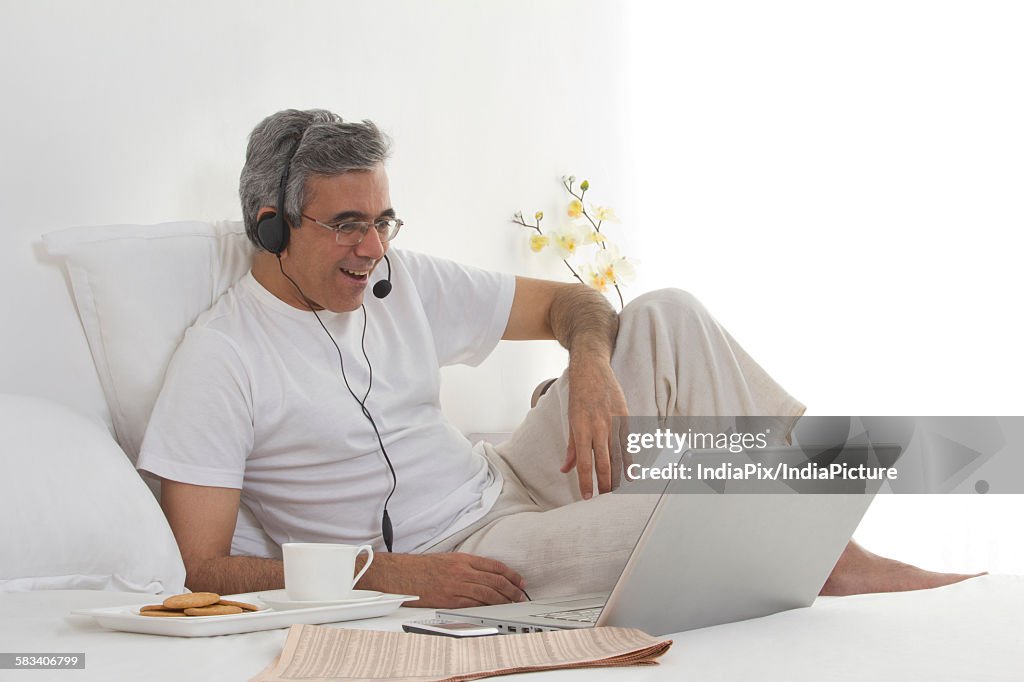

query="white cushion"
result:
[43,220,254,465]
[0,394,186,594]
[43,220,277,558]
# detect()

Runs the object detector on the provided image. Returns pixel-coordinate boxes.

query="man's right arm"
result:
[160,479,283,595]
[161,478,529,606]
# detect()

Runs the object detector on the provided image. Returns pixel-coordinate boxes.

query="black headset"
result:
[255,131,398,552]
[254,138,296,255]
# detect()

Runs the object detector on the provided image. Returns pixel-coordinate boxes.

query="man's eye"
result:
[335,223,363,234]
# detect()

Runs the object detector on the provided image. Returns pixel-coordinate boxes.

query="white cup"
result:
[282,543,374,601]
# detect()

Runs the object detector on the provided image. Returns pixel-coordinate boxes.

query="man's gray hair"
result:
[239,109,392,249]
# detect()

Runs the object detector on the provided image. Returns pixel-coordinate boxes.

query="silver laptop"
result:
[438,444,898,636]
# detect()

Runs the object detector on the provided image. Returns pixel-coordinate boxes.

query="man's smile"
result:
[339,266,370,281]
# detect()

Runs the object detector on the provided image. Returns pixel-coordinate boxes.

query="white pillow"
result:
[43,220,277,559]
[0,394,186,594]
[43,220,254,465]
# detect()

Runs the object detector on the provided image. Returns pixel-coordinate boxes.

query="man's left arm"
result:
[503,276,627,498]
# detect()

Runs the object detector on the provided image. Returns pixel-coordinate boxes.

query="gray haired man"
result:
[140,109,981,607]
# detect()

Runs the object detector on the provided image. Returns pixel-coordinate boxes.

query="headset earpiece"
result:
[256,135,302,256]
[256,211,289,255]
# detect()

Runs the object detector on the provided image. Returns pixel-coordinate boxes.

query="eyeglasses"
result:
[301,214,404,246]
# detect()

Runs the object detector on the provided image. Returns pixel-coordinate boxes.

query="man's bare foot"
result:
[820,540,987,596]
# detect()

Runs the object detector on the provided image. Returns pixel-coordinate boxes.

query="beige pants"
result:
[426,289,806,598]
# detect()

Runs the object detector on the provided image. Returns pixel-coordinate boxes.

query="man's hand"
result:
[357,552,528,608]
[501,277,624,498]
[562,358,630,498]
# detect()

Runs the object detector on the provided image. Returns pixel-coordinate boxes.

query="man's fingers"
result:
[461,557,526,603]
[574,427,594,499]
[610,415,629,489]
[468,571,526,603]
[457,582,515,606]
[561,439,576,474]
[467,555,526,590]
[450,596,493,608]
[619,418,634,472]
[593,424,613,494]
[609,437,622,489]
[414,554,529,608]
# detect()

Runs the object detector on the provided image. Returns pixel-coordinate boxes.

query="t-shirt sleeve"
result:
[137,325,254,489]
[396,249,515,367]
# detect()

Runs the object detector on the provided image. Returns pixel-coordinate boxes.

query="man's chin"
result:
[322,273,372,312]
[323,294,366,313]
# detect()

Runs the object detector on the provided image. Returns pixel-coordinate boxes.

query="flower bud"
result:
[535,211,544,221]
[530,234,550,253]
[580,180,590,191]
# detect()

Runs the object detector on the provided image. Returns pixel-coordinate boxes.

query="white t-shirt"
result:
[138,248,515,554]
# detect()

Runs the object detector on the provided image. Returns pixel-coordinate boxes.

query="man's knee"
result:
[619,288,707,327]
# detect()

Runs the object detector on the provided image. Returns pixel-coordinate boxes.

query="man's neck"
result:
[251,252,321,311]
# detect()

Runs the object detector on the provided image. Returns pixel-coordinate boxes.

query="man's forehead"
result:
[306,166,389,192]
[304,167,392,217]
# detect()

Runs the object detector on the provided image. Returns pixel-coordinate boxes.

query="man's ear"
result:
[255,206,290,259]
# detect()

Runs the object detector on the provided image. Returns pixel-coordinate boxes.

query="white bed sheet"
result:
[3,575,1021,681]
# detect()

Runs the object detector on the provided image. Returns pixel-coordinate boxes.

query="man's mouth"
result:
[339,267,370,282]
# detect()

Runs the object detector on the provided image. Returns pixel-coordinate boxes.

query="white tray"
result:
[71,591,418,637]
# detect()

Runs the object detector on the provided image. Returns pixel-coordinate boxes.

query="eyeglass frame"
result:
[300,213,404,246]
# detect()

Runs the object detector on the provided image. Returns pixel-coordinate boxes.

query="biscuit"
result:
[139,604,169,612]
[139,609,187,617]
[184,604,244,616]
[217,599,261,612]
[163,592,221,609]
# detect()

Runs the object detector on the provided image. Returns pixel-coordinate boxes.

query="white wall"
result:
[1,1,1019,574]
[0,0,630,430]
[625,1,1023,573]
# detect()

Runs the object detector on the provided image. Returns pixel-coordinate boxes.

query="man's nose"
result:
[354,226,386,259]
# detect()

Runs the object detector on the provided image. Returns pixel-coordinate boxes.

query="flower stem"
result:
[562,259,585,285]
[512,216,544,235]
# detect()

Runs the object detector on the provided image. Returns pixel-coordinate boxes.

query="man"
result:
[138,109,978,608]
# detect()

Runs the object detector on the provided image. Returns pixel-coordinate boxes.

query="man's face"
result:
[283,164,392,313]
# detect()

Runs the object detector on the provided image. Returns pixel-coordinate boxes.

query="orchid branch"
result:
[513,175,632,310]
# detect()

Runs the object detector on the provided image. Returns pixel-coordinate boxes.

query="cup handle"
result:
[351,545,374,589]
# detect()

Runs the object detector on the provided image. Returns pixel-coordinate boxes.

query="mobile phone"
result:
[402,618,500,637]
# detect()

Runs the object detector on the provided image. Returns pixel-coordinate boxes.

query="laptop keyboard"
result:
[535,607,603,623]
